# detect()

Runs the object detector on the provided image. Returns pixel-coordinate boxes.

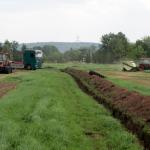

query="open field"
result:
[64,68,150,149]
[0,68,142,150]
[0,70,29,81]
[46,63,150,96]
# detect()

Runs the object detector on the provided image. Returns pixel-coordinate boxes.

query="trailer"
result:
[139,58,150,70]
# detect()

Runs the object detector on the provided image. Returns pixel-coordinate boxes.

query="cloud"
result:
[139,0,150,11]
[0,0,149,42]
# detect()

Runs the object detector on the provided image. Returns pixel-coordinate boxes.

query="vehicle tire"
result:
[5,67,11,74]
[26,65,32,70]
[9,68,12,73]
[33,68,36,70]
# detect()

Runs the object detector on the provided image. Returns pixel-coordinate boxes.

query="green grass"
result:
[0,68,142,150]
[46,63,150,96]
[108,77,150,96]
[44,62,122,71]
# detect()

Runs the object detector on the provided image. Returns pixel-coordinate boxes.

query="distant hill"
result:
[19,42,100,52]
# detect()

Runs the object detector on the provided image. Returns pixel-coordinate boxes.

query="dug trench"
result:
[63,68,150,150]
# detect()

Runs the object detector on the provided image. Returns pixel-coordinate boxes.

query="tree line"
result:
[61,32,150,63]
[35,32,150,63]
[0,32,150,63]
[95,32,149,63]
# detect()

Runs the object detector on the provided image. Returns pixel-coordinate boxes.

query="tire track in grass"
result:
[0,69,143,150]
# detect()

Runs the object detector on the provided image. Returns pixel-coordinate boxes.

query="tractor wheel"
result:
[32,67,36,70]
[5,67,12,74]
[10,68,13,73]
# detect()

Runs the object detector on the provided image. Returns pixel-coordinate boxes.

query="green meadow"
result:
[0,68,142,149]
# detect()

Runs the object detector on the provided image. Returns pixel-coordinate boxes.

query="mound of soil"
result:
[0,83,16,98]
[64,68,150,149]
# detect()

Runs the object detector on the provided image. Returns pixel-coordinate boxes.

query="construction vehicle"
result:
[0,53,13,74]
[122,61,139,72]
[122,58,150,72]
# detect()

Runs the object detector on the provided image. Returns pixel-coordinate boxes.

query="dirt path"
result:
[0,83,16,98]
[0,70,27,98]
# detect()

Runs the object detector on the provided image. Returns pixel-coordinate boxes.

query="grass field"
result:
[0,68,142,150]
[46,63,150,96]
[0,70,29,81]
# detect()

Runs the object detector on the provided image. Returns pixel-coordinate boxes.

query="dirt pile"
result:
[64,68,150,149]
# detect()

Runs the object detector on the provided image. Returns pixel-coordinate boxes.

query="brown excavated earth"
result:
[64,68,150,149]
[66,69,150,122]
[0,83,16,98]
[89,75,150,122]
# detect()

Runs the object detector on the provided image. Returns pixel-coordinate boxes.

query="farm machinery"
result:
[0,53,13,74]
[139,58,150,70]
[122,58,150,72]
[0,50,43,74]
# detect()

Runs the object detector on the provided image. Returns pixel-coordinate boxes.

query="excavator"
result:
[122,58,150,72]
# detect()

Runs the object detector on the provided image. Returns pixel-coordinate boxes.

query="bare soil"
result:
[0,83,16,98]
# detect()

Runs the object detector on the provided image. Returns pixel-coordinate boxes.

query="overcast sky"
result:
[0,0,150,43]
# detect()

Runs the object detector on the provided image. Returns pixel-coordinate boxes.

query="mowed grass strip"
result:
[0,69,142,150]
